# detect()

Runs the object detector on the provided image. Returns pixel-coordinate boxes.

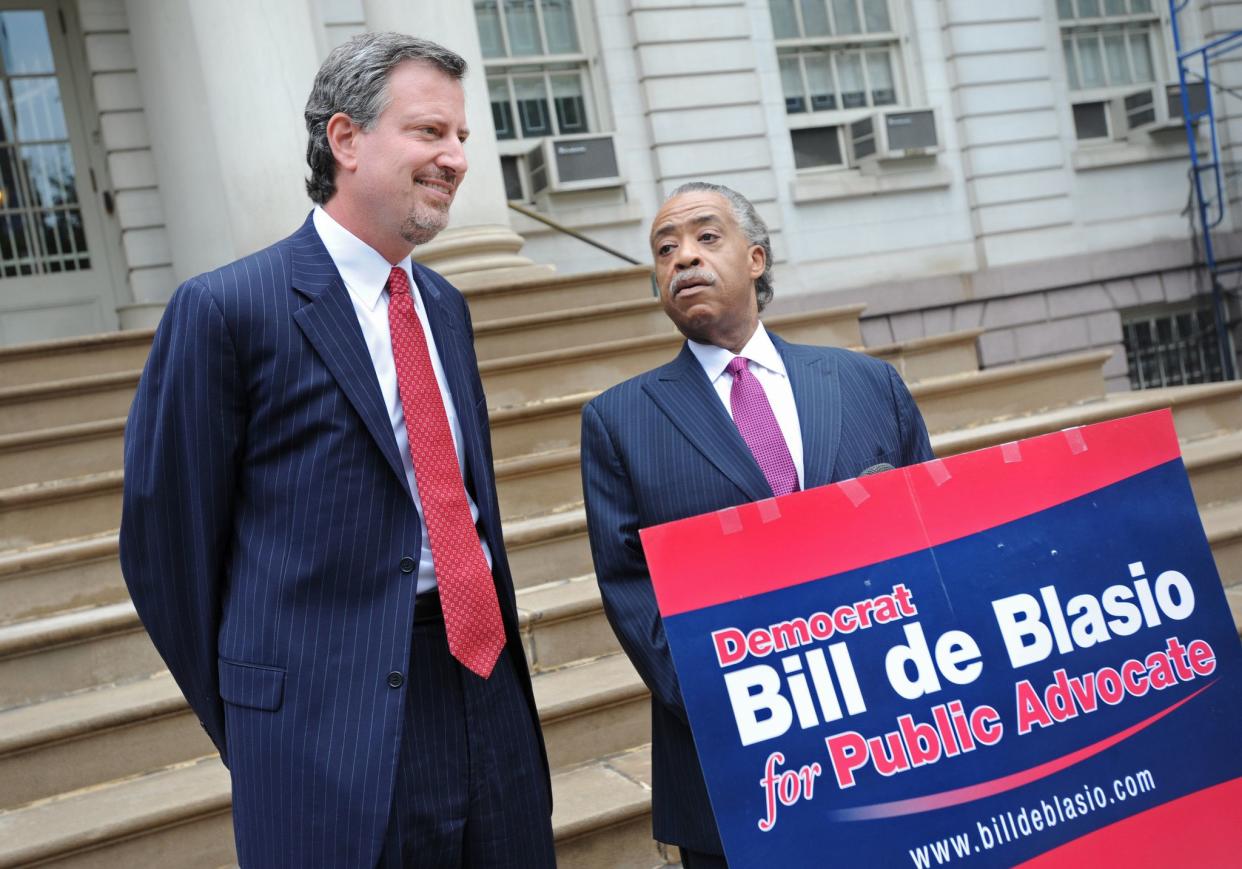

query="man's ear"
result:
[326,112,360,172]
[748,244,766,281]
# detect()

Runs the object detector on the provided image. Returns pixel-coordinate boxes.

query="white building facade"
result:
[3,0,1239,390]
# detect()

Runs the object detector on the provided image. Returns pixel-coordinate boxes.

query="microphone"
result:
[860,462,895,477]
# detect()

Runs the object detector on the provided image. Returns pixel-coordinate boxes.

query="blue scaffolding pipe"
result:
[1170,0,1239,379]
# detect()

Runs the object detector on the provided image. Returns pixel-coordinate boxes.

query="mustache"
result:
[415,169,458,186]
[670,268,717,296]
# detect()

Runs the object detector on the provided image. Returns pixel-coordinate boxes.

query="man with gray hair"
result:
[581,182,932,866]
[122,32,554,867]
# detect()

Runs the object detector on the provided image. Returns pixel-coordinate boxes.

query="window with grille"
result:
[476,1,592,140]
[1057,0,1163,141]
[769,0,903,170]
[475,0,596,200]
[0,9,90,278]
[1122,304,1233,389]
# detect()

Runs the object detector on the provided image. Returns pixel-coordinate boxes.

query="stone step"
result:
[1225,586,1242,636]
[0,573,626,716]
[0,372,138,437]
[0,323,971,485]
[499,382,1242,590]
[532,652,649,772]
[1183,429,1242,509]
[553,745,665,869]
[460,264,654,322]
[518,574,612,673]
[933,380,1242,458]
[0,313,860,453]
[496,417,1241,525]
[0,529,609,664]
[3,383,1235,618]
[486,330,981,464]
[0,745,664,869]
[1206,499,1242,588]
[0,532,122,627]
[0,330,152,390]
[4,433,1232,713]
[0,590,632,810]
[0,645,651,830]
[913,350,1111,434]
[498,448,581,521]
[490,392,592,465]
[493,406,1242,660]
[487,333,1010,522]
[0,419,124,490]
[474,297,677,362]
[490,350,1107,520]
[0,472,122,552]
[868,328,982,382]
[0,672,208,809]
[0,756,235,869]
[505,508,591,590]
[479,306,866,409]
[0,602,161,710]
[474,296,967,373]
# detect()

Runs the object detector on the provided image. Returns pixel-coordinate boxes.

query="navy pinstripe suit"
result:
[120,214,549,867]
[581,336,933,855]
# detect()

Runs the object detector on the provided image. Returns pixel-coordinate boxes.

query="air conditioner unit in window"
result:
[529,133,623,194]
[1117,82,1209,137]
[847,108,940,166]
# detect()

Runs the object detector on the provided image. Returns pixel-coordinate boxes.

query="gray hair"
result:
[304,32,466,205]
[667,181,774,311]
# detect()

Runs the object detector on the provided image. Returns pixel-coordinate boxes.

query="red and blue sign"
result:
[640,410,1242,867]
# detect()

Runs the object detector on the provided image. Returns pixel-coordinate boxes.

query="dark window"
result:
[1073,102,1110,139]
[791,126,844,169]
[500,155,525,200]
[1123,305,1231,389]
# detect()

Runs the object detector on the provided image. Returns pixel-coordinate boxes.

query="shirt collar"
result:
[312,206,413,311]
[687,321,787,383]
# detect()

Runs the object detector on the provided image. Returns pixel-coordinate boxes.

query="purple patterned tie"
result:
[727,356,800,497]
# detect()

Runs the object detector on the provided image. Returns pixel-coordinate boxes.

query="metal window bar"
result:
[1123,306,1230,389]
[786,45,898,113]
[494,66,591,139]
[487,0,572,59]
[0,118,90,279]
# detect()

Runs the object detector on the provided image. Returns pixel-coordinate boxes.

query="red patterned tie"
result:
[387,266,504,678]
[727,356,800,497]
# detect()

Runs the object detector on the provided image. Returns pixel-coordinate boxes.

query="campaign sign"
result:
[640,410,1242,868]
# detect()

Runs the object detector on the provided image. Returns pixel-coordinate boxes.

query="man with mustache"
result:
[121,33,554,867]
[580,182,933,867]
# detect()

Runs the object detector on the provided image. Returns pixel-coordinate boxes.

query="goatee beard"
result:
[401,204,450,246]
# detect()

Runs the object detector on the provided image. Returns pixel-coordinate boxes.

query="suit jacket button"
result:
[387,671,405,689]
[399,556,416,574]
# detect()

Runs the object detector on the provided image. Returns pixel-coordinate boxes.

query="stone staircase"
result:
[1,266,1241,868]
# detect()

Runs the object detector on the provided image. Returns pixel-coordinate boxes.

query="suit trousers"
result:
[376,616,554,868]
[679,848,729,869]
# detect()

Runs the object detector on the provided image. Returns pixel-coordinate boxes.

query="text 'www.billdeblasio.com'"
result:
[907,769,1156,867]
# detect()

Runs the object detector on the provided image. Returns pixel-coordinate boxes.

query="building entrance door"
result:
[0,1,122,344]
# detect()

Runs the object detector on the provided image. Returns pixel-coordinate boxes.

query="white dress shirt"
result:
[313,207,492,595]
[686,321,805,488]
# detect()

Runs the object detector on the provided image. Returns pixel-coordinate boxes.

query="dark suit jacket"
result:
[580,336,933,853]
[120,214,547,868]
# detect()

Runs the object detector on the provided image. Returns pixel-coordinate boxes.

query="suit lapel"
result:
[776,335,841,488]
[288,216,412,496]
[643,344,772,502]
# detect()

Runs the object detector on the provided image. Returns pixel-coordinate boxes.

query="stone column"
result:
[360,0,552,283]
[125,0,321,281]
